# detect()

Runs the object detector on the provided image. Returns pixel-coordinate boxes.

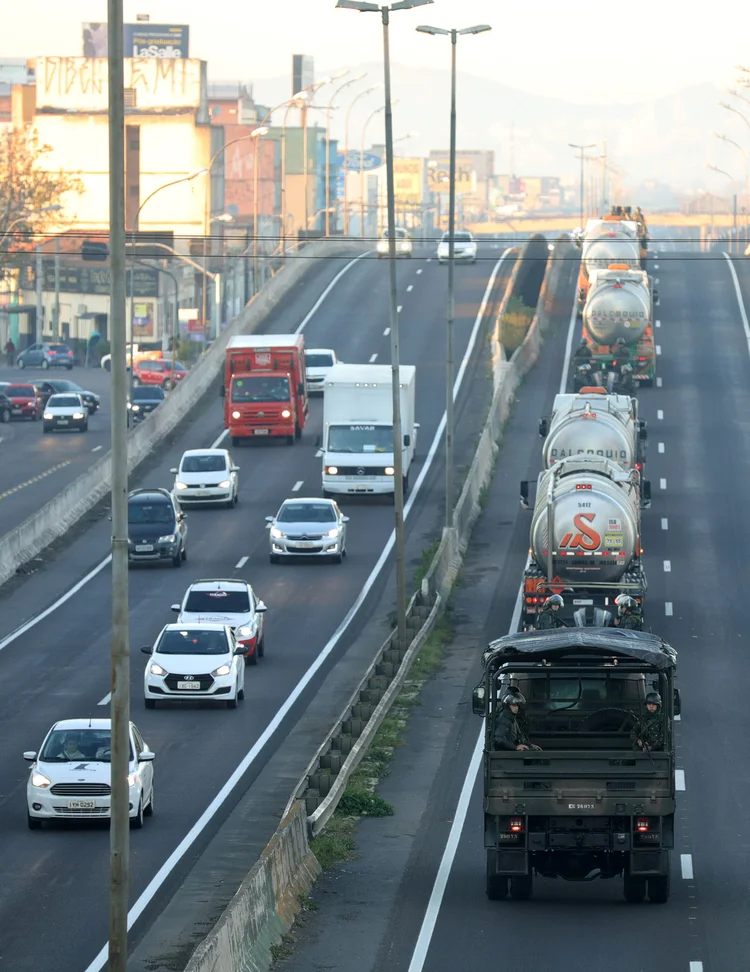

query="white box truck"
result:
[322,363,417,498]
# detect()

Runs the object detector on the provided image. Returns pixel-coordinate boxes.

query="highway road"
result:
[0,243,513,972]
[277,246,749,972]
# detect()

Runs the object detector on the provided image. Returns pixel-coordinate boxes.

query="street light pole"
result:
[251,126,270,292]
[719,101,750,229]
[417,22,491,529]
[714,132,748,241]
[569,142,595,227]
[325,73,367,236]
[336,0,433,649]
[343,83,382,236]
[361,104,386,237]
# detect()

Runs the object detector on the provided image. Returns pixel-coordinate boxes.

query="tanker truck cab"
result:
[476,630,678,903]
[322,363,417,498]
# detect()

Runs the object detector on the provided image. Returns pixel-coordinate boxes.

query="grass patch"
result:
[337,791,394,817]
[270,936,295,964]
[309,815,358,870]
[414,540,440,589]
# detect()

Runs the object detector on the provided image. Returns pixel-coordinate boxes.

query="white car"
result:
[142,622,245,708]
[42,393,89,433]
[377,227,412,258]
[170,448,239,507]
[437,230,477,264]
[24,718,155,829]
[266,497,349,564]
[171,578,267,666]
[305,348,339,394]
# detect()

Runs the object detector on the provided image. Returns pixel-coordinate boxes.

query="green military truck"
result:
[473,628,679,903]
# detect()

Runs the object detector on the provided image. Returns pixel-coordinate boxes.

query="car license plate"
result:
[177,680,202,690]
[573,599,594,605]
[135,544,154,552]
[68,799,96,810]
[254,429,269,435]
[12,408,22,414]
[294,541,316,549]
[58,419,69,425]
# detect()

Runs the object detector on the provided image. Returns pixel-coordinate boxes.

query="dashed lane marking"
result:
[657,409,664,420]
[676,769,686,790]
[407,284,413,292]
[660,478,667,489]
[369,353,378,362]
[315,449,323,458]
[98,692,111,706]
[665,602,674,616]
[658,442,665,453]
[416,268,423,274]
[91,445,103,452]
[291,480,303,492]
[0,459,73,502]
[655,277,660,284]
[656,345,662,355]
[654,263,659,269]
[689,964,703,972]
[397,305,403,313]
[656,319,661,328]
[674,714,681,721]
[661,518,669,530]
[681,854,694,879]
[657,377,663,387]
[664,560,671,572]
[384,327,390,336]
[235,556,248,569]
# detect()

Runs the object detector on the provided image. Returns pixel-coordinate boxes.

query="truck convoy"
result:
[474,628,678,903]
[322,363,417,499]
[223,334,308,446]
[578,218,641,308]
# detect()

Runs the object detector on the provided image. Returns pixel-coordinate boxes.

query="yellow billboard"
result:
[427,158,476,195]
[394,157,424,205]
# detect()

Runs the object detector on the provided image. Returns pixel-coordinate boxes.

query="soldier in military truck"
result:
[632,691,664,752]
[614,594,643,630]
[493,692,542,752]
[535,595,568,630]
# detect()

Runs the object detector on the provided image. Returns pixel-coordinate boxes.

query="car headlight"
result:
[174,481,188,490]
[212,663,232,677]
[327,527,340,538]
[158,534,176,543]
[236,625,254,639]
[270,527,285,539]
[232,410,241,419]
[31,771,52,788]
[281,409,291,419]
[127,773,138,787]
[218,479,231,489]
[43,412,53,420]
[384,466,395,476]
[130,404,140,411]
[149,662,167,676]
[325,465,338,475]
[73,412,85,420]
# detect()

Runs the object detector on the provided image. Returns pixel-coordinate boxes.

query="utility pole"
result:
[569,142,595,226]
[106,3,130,970]
[53,237,60,339]
[35,243,43,344]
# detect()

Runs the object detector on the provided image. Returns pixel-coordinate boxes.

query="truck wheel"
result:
[509,874,533,900]
[647,874,670,903]
[485,852,509,900]
[623,873,647,903]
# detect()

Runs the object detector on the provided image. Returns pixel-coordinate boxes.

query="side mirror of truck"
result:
[641,479,652,510]
[298,383,304,397]
[639,420,648,441]
[520,480,530,510]
[472,683,486,716]
[403,434,410,447]
[673,688,681,718]
[538,417,548,438]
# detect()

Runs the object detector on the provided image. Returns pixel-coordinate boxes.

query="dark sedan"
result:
[127,385,165,424]
[34,379,101,414]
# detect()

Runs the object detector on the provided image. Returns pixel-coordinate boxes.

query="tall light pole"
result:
[325,72,367,236]
[360,103,387,237]
[336,0,433,649]
[719,101,750,228]
[303,74,345,234]
[707,163,738,240]
[569,142,595,227]
[249,126,270,292]
[714,132,748,234]
[105,3,129,970]
[281,95,307,255]
[343,83,383,235]
[417,23,490,529]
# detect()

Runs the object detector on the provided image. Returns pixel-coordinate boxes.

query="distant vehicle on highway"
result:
[24,718,155,829]
[132,359,186,388]
[42,393,89,433]
[34,379,100,413]
[171,578,267,665]
[127,487,187,567]
[0,390,11,423]
[305,348,339,393]
[4,383,42,420]
[266,496,349,564]
[101,343,162,372]
[127,384,165,423]
[171,448,240,507]
[437,230,477,264]
[17,342,75,370]
[377,226,412,258]
[142,623,245,708]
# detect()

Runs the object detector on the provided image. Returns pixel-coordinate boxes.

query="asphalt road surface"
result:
[0,243,513,972]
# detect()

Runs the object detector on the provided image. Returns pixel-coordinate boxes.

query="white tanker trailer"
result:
[519,455,647,629]
[578,219,642,308]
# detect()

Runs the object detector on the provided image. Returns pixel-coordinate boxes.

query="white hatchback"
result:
[171,578,267,665]
[305,349,339,394]
[24,718,155,829]
[42,393,89,433]
[171,448,239,507]
[437,230,477,264]
[143,623,245,708]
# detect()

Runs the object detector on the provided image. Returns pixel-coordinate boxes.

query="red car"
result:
[132,359,187,389]
[4,384,42,420]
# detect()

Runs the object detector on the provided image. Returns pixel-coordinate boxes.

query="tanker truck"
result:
[582,265,657,388]
[539,391,650,485]
[578,219,641,309]
[605,206,649,262]
[519,455,647,630]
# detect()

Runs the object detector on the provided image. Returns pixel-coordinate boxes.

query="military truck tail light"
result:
[510,818,523,833]
[636,817,649,832]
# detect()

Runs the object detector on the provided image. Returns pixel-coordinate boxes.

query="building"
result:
[265,124,338,238]
[428,149,495,220]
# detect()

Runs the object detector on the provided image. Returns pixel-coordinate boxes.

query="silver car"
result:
[266,497,349,564]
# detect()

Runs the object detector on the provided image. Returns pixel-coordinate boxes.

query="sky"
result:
[3,0,750,106]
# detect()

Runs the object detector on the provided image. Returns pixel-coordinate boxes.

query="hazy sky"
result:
[3,0,749,105]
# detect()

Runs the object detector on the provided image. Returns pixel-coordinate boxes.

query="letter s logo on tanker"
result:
[560,513,601,551]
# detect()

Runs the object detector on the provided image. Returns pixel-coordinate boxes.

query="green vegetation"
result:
[309,815,358,870]
[414,540,440,589]
[499,295,535,353]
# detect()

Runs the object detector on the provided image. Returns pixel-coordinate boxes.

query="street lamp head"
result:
[251,126,269,137]
[458,24,492,34]
[292,90,310,102]
[336,0,379,10]
[354,71,368,80]
[190,168,209,178]
[391,0,434,9]
[41,204,63,213]
[331,69,350,80]
[416,25,450,35]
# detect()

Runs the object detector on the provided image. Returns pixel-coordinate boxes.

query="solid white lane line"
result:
[397,305,403,313]
[657,377,663,388]
[91,445,103,452]
[559,282,580,395]
[407,284,414,292]
[97,692,111,706]
[665,602,674,616]
[674,714,681,721]
[384,327,390,336]
[664,560,671,572]
[656,319,661,328]
[654,263,659,270]
[689,964,703,972]
[658,442,665,453]
[657,409,664,420]
[82,251,514,972]
[315,448,323,458]
[211,428,229,449]
[294,251,370,335]
[722,253,750,358]
[291,480,304,492]
[661,518,669,530]
[235,556,249,569]
[655,277,660,284]
[656,345,662,355]
[426,258,432,262]
[416,268,423,275]
[0,437,3,445]
[660,478,667,489]
[676,769,686,790]
[369,353,378,363]
[681,854,694,879]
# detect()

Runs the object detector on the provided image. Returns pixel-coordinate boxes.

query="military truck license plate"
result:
[568,803,595,810]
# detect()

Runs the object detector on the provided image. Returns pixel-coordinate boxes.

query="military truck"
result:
[474,628,679,903]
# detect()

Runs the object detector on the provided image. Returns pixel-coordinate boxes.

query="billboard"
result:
[427,158,476,195]
[82,23,189,58]
[292,54,314,97]
[394,157,424,205]
[338,151,382,172]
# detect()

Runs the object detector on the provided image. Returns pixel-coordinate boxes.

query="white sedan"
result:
[170,448,239,507]
[266,497,349,564]
[143,623,245,708]
[42,393,89,433]
[171,578,267,665]
[305,348,339,394]
[437,230,477,264]
[377,227,413,258]
[24,718,155,829]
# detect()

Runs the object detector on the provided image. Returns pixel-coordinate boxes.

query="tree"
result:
[0,127,83,269]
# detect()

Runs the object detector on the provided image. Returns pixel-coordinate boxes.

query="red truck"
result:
[223,334,308,446]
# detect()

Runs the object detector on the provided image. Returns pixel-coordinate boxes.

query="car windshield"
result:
[277,502,335,523]
[184,590,251,613]
[132,386,165,401]
[40,729,133,763]
[306,353,334,368]
[166,362,186,372]
[231,375,290,403]
[128,501,175,524]
[328,424,393,453]
[181,454,227,473]
[381,228,408,239]
[49,381,81,392]
[49,395,81,408]
[6,386,34,397]
[156,629,229,655]
[441,231,472,242]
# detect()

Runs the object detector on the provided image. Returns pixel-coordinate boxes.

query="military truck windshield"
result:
[328,425,393,453]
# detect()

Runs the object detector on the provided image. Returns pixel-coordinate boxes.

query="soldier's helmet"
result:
[617,595,636,614]
[615,336,627,346]
[502,691,526,707]
[544,594,564,609]
[645,691,662,707]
